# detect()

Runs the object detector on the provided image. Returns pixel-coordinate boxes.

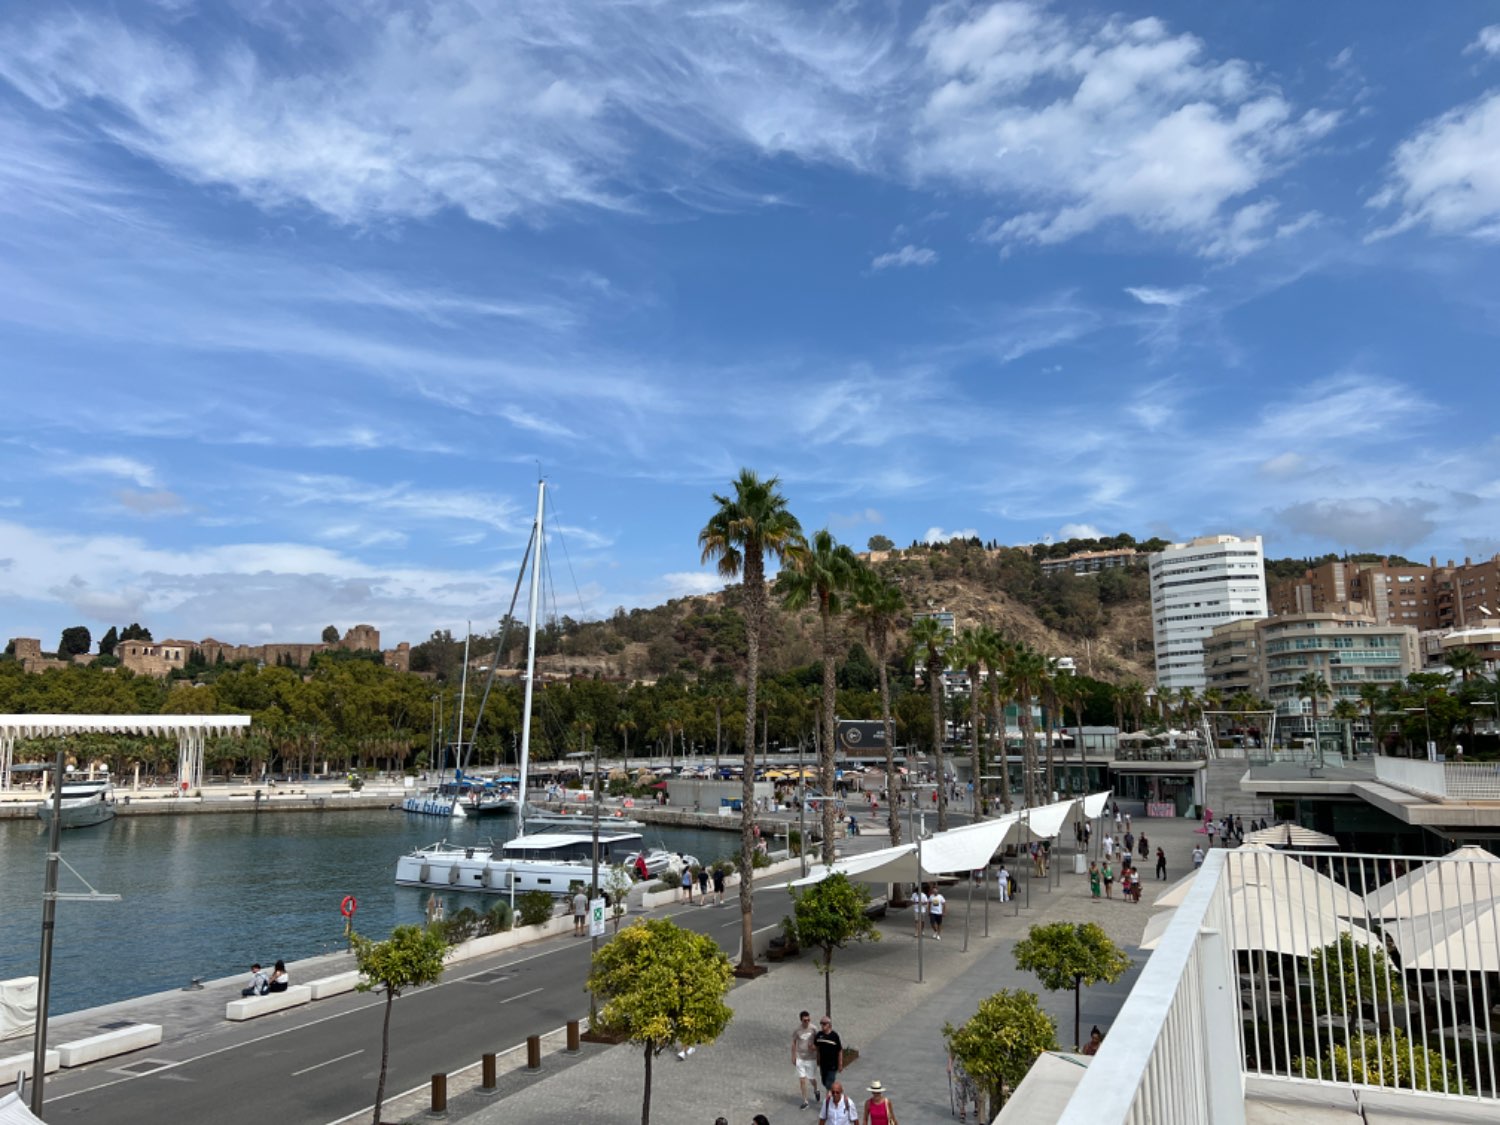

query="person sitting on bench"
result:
[241,963,269,997]
[265,959,290,993]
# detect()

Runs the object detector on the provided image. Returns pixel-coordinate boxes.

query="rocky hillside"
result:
[500,538,1159,684]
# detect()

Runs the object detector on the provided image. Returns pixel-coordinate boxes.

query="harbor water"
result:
[0,809,734,1014]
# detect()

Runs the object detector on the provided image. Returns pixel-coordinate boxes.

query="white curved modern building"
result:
[1148,534,1267,692]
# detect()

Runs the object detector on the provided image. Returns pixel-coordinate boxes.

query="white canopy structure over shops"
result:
[0,1092,45,1125]
[0,714,251,793]
[774,792,1113,890]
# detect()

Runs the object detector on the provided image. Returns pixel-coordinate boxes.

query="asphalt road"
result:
[34,883,795,1124]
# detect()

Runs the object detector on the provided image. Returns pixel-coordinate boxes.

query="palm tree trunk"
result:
[993,689,1013,813]
[929,658,947,831]
[1021,697,1037,807]
[877,635,900,847]
[738,555,764,974]
[1043,698,1056,801]
[969,671,983,820]
[820,605,838,865]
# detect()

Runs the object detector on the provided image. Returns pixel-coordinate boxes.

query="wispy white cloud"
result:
[1124,285,1205,307]
[60,455,159,488]
[1057,522,1103,539]
[500,406,578,441]
[1466,26,1500,57]
[871,244,938,270]
[1370,91,1500,241]
[659,571,726,598]
[923,526,978,544]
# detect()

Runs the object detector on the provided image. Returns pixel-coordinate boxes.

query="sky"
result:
[1,1,1499,651]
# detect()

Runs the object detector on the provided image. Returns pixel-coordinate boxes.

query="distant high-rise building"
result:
[1149,534,1267,692]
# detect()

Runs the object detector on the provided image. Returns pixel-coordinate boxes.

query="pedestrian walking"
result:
[1124,812,1131,832]
[1123,830,1134,854]
[912,884,929,937]
[682,867,694,904]
[1103,834,1115,860]
[1155,847,1167,880]
[697,865,710,904]
[996,863,1010,904]
[1235,815,1244,840]
[928,887,946,939]
[1088,861,1101,899]
[814,1016,844,1097]
[1102,861,1114,900]
[792,1009,819,1108]
[712,864,726,906]
[1192,845,1205,869]
[1138,833,1149,859]
[862,1080,897,1125]
[1114,810,1122,833]
[819,1080,859,1125]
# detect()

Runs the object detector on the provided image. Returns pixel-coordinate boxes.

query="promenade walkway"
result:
[377,802,1209,1124]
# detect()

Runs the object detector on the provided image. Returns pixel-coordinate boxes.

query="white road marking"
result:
[499,987,543,1004]
[292,1050,364,1077]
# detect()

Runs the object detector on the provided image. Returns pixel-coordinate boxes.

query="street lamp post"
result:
[905,781,936,983]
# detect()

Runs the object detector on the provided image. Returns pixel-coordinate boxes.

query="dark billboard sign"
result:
[836,720,888,753]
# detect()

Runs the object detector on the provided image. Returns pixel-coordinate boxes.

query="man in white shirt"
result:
[791,1010,818,1108]
[928,888,946,939]
[996,863,1010,903]
[818,1080,858,1125]
[912,886,929,937]
[1192,845,1205,869]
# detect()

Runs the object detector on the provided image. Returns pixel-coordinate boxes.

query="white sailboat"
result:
[396,481,635,896]
[402,631,471,819]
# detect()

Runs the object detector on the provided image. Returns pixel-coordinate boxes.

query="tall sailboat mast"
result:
[515,481,545,839]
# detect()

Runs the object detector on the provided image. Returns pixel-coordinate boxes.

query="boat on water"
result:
[440,772,520,818]
[525,807,644,830]
[36,777,117,829]
[395,830,647,895]
[623,847,695,879]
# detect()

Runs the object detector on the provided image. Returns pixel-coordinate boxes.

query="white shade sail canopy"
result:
[1082,791,1114,819]
[0,713,252,792]
[1242,823,1339,850]
[1364,845,1500,919]
[0,1093,45,1125]
[1386,898,1500,972]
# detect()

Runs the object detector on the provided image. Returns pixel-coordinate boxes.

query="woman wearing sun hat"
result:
[861,1080,896,1125]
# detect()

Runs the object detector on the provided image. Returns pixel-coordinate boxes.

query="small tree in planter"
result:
[604,864,633,932]
[588,918,734,1125]
[944,989,1058,1114]
[1307,932,1405,1025]
[1013,921,1132,1050]
[517,890,555,927]
[353,925,450,1124]
[789,872,879,1017]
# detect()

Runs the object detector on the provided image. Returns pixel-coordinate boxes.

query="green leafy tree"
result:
[119,622,152,642]
[1298,1028,1458,1093]
[699,468,803,974]
[944,989,1059,1113]
[97,626,119,656]
[588,918,734,1125]
[322,625,341,645]
[353,924,450,1124]
[58,625,92,659]
[788,873,879,1017]
[777,527,858,862]
[604,864,634,931]
[1297,671,1334,751]
[1306,932,1405,1020]
[866,534,895,552]
[1013,921,1132,1050]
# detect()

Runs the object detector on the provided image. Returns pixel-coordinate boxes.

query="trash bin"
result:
[1073,853,1087,875]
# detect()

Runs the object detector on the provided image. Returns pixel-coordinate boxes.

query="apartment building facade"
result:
[1038,548,1145,577]
[1269,554,1500,632]
[1149,534,1267,692]
[1258,611,1418,733]
[1202,617,1262,699]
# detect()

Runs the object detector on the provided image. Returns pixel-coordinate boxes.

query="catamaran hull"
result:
[395,853,599,896]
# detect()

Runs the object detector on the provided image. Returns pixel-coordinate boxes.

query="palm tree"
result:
[699,468,803,975]
[1006,645,1047,807]
[1120,680,1147,733]
[909,615,951,830]
[1056,670,1088,793]
[777,527,858,863]
[1203,687,1224,748]
[1445,647,1482,684]
[852,568,905,845]
[947,628,987,821]
[1039,658,1060,800]
[1356,683,1385,754]
[980,627,1013,813]
[1296,671,1333,760]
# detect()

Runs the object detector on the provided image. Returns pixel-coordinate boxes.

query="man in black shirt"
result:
[813,1016,843,1095]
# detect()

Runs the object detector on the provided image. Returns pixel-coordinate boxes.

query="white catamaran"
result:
[396,481,638,896]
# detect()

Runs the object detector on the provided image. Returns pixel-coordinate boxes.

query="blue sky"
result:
[2,1,1499,649]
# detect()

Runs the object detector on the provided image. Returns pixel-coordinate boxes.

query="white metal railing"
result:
[1375,758,1500,801]
[1055,848,1500,1123]
[1441,763,1500,801]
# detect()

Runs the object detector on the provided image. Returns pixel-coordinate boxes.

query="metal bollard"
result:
[526,1034,542,1070]
[430,1073,447,1115]
[480,1053,496,1094]
[566,1020,580,1054]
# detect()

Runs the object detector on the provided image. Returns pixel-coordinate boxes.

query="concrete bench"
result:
[225,985,312,1021]
[307,972,361,1000]
[0,1049,59,1084]
[58,1023,162,1067]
